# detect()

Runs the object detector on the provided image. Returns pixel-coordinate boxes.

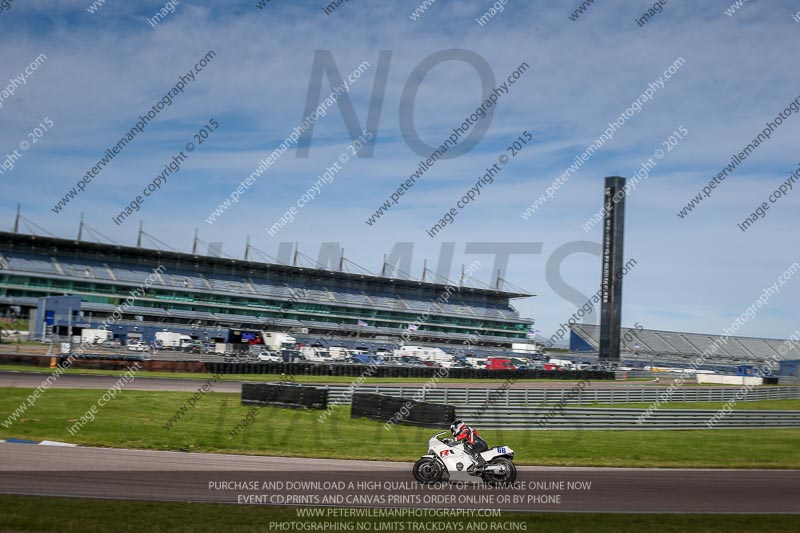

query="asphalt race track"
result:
[0,443,798,513]
[2,369,798,514]
[0,370,246,393]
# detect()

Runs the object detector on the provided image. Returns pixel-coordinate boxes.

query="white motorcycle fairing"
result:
[423,432,515,483]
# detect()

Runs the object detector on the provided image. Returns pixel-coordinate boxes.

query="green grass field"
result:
[0,318,30,331]
[2,387,799,468]
[0,496,798,533]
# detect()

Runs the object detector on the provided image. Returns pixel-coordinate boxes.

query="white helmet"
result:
[450,420,466,437]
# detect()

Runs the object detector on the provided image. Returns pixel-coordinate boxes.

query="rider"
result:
[449,420,488,466]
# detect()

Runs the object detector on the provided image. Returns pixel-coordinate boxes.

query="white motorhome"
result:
[511,342,542,356]
[300,345,333,362]
[260,332,296,350]
[394,345,455,367]
[155,331,193,349]
[327,346,351,360]
[465,356,488,369]
[214,342,229,355]
[81,329,111,345]
[547,358,576,370]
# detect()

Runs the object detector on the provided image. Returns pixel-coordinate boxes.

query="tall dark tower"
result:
[599,176,626,363]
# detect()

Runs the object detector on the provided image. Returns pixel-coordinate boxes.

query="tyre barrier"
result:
[0,354,61,368]
[350,392,455,427]
[241,382,328,410]
[207,362,615,381]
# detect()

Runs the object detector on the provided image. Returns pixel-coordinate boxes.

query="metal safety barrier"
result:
[309,385,800,430]
[457,405,800,430]
[317,384,800,406]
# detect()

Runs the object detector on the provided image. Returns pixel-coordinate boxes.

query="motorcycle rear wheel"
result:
[481,457,517,485]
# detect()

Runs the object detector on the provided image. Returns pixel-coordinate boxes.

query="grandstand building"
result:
[0,231,534,348]
[570,323,800,367]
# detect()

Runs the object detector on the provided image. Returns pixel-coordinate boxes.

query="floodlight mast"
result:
[599,176,626,364]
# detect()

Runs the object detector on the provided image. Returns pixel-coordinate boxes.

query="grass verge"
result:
[2,387,799,468]
[0,496,799,533]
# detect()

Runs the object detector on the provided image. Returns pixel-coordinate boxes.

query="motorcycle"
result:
[412,431,517,485]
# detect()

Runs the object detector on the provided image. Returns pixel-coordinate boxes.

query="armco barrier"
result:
[351,392,455,427]
[456,405,800,430]
[318,384,800,406]
[241,382,328,410]
[206,362,615,381]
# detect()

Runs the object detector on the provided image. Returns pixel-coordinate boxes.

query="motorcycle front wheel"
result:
[412,457,443,483]
[481,458,517,485]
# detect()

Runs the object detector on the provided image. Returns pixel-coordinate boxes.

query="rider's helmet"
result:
[450,420,466,437]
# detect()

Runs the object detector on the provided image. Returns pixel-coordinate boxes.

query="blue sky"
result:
[2,0,800,342]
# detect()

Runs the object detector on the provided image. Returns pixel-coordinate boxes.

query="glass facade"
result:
[0,232,534,343]
[0,274,531,340]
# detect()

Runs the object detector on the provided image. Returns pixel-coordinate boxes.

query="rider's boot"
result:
[469,452,487,473]
[471,446,486,465]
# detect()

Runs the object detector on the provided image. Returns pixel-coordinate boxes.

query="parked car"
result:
[510,358,529,370]
[182,342,202,354]
[258,351,283,363]
[126,342,148,352]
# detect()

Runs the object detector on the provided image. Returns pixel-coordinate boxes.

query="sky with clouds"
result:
[1,0,799,343]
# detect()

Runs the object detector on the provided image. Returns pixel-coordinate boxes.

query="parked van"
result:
[485,357,516,370]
